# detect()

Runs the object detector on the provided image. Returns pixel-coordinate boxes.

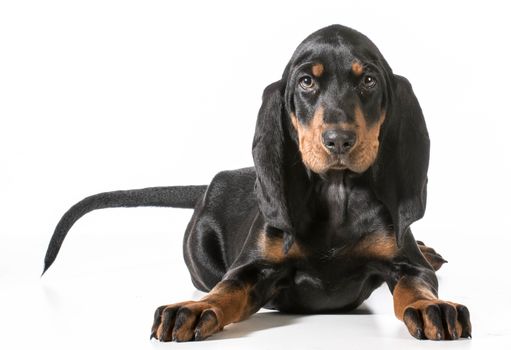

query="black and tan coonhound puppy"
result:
[43,25,471,341]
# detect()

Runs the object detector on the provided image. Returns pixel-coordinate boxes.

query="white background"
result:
[1,0,510,349]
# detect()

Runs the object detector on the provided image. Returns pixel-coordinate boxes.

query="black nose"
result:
[322,129,356,154]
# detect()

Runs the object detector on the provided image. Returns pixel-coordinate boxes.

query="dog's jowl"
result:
[43,25,471,342]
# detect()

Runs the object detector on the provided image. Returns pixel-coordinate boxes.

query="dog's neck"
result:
[304,169,390,246]
[313,170,356,228]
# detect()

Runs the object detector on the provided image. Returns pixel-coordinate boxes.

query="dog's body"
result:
[43,25,471,341]
[184,167,398,313]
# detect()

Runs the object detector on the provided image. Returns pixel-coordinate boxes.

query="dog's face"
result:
[285,28,390,174]
[253,24,429,245]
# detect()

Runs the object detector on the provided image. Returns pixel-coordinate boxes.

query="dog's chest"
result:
[268,234,394,313]
[266,176,395,313]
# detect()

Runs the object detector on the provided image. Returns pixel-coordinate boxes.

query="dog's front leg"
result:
[391,273,472,340]
[151,261,284,342]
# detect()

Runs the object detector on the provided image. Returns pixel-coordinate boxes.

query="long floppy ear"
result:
[370,75,430,246]
[252,81,310,249]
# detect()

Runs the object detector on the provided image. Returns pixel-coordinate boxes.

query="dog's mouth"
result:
[327,156,349,171]
[323,138,379,174]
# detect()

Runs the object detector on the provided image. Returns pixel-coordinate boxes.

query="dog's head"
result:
[284,26,390,174]
[253,25,429,245]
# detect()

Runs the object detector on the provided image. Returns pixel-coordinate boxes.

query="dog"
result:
[43,24,471,341]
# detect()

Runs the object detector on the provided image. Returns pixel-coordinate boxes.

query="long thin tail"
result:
[42,185,207,275]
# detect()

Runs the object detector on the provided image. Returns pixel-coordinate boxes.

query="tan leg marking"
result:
[154,280,253,342]
[393,276,471,340]
[258,231,305,262]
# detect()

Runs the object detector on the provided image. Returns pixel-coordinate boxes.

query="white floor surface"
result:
[1,207,510,349]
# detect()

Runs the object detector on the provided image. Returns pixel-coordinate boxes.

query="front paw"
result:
[150,301,223,342]
[403,300,471,340]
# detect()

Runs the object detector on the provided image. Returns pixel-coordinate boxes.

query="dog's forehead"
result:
[290,48,356,79]
[293,41,352,64]
[305,24,378,52]
[291,27,379,73]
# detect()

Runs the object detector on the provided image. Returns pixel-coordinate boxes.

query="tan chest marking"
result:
[353,232,398,260]
[258,232,305,262]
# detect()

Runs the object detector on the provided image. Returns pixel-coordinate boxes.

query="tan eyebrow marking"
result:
[352,61,364,76]
[312,63,324,77]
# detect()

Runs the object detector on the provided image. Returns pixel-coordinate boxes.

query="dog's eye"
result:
[363,75,376,89]
[299,75,315,90]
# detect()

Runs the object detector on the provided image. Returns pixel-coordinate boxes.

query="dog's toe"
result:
[403,300,471,340]
[151,301,222,342]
